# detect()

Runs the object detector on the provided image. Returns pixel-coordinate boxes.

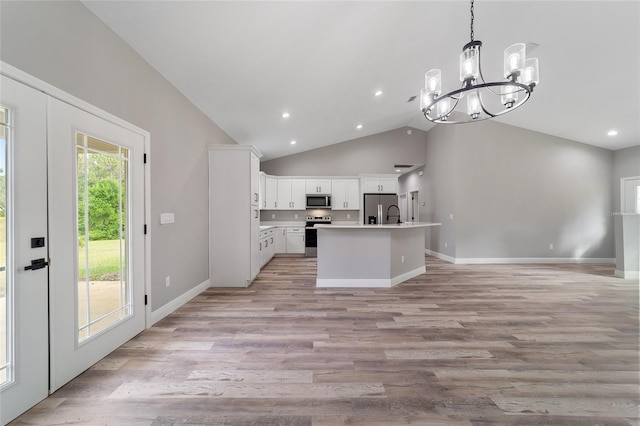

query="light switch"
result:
[160,213,175,224]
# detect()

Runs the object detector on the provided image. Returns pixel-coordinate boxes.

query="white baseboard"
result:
[615,269,640,280]
[425,249,455,264]
[148,279,210,327]
[425,250,614,265]
[454,257,615,265]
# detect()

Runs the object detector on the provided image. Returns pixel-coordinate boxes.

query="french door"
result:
[48,97,146,392]
[0,76,49,424]
[1,74,147,423]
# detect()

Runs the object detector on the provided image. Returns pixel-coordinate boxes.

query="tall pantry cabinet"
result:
[208,145,262,287]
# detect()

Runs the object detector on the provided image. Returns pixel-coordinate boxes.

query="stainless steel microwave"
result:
[306,195,331,209]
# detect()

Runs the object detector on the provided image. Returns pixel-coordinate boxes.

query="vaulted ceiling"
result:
[84,1,639,160]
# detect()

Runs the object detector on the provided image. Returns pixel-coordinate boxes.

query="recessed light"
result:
[282,112,290,118]
[395,169,401,172]
[374,90,383,97]
[607,130,618,136]
[290,140,296,145]
[356,124,363,129]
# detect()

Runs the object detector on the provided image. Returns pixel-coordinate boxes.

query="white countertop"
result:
[260,221,305,227]
[316,222,441,229]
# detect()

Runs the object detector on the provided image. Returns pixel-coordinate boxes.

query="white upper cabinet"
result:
[259,172,266,209]
[332,179,360,210]
[250,153,260,206]
[363,176,398,194]
[277,178,306,210]
[305,179,332,194]
[265,176,278,209]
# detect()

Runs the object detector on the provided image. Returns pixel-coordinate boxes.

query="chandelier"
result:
[420,0,539,124]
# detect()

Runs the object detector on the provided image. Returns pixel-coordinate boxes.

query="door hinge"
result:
[144,153,147,164]
[144,224,147,234]
[144,295,148,305]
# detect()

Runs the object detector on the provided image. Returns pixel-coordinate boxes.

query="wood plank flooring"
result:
[11,256,639,425]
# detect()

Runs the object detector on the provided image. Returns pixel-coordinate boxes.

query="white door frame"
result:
[0,61,152,328]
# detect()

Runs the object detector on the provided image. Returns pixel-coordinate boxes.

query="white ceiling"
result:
[83,1,639,160]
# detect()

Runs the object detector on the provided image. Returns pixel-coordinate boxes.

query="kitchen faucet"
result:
[386,204,401,224]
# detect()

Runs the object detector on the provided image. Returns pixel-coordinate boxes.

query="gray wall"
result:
[417,120,616,260]
[1,1,236,310]
[261,127,427,176]
[421,125,458,258]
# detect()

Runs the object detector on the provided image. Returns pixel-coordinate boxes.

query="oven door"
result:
[305,226,317,257]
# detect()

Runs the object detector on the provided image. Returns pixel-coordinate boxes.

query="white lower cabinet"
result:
[275,227,287,254]
[286,227,305,254]
[259,228,276,268]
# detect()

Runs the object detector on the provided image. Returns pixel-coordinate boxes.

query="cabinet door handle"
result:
[270,237,274,244]
[254,210,258,219]
[254,193,259,202]
[259,242,262,250]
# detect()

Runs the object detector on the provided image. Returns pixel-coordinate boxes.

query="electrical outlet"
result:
[347,214,351,219]
[401,255,405,264]
[294,213,298,219]
[449,214,454,220]
[271,213,275,219]
[549,243,554,250]
[165,276,171,288]
[444,242,448,248]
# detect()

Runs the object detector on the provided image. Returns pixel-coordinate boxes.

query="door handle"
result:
[25,258,48,271]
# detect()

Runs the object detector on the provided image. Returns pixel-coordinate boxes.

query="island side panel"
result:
[317,228,391,285]
[390,227,427,283]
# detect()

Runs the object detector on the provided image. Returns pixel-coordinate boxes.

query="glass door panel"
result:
[76,133,130,342]
[0,107,9,386]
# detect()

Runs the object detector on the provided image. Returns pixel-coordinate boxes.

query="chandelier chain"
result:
[470,0,475,41]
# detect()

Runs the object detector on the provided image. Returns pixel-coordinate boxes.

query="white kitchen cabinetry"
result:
[259,172,266,209]
[286,227,305,254]
[209,145,262,287]
[259,228,275,268]
[264,176,278,209]
[306,179,332,194]
[332,179,360,210]
[363,177,398,194]
[275,227,287,254]
[277,178,306,210]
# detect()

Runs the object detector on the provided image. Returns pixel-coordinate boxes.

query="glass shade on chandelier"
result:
[420,1,539,124]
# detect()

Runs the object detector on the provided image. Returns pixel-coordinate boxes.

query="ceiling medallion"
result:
[420,0,540,124]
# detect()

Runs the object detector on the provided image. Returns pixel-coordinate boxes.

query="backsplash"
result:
[260,209,359,222]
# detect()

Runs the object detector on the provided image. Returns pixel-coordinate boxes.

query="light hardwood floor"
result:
[11,256,639,425]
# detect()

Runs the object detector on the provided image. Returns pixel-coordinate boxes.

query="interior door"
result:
[47,97,145,392]
[0,76,49,424]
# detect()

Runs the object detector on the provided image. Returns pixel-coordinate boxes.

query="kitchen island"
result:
[315,222,441,288]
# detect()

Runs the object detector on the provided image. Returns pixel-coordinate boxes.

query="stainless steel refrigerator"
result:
[363,193,400,224]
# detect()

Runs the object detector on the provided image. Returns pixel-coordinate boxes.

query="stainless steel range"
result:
[305,215,331,257]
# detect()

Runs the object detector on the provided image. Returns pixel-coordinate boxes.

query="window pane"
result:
[76,133,130,342]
